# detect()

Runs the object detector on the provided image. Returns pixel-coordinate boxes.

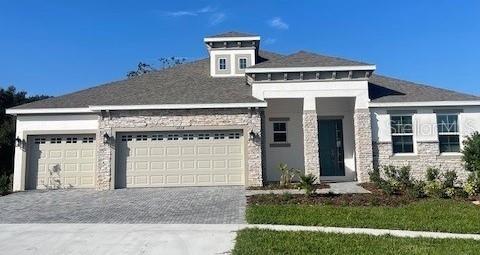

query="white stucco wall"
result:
[13,114,99,191]
[264,99,305,181]
[209,49,256,77]
[371,106,480,146]
[264,97,357,182]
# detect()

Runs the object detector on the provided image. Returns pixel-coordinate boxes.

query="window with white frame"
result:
[239,58,247,69]
[437,114,460,153]
[391,115,414,153]
[219,58,226,70]
[273,122,287,143]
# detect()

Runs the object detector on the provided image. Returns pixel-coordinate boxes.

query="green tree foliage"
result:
[126,57,187,78]
[0,86,49,176]
[462,132,480,174]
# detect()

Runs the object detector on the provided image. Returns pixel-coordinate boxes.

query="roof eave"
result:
[369,100,480,108]
[245,65,376,73]
[204,36,261,42]
[6,102,268,115]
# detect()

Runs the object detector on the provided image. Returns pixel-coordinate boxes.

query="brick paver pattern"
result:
[0,187,246,224]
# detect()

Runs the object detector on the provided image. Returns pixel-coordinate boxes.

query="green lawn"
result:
[232,229,480,255]
[247,199,480,233]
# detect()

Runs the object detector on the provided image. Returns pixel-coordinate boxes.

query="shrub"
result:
[278,163,298,188]
[424,181,443,198]
[442,170,457,189]
[426,167,440,182]
[298,173,317,196]
[464,173,480,197]
[407,180,426,198]
[368,167,382,187]
[462,132,480,174]
[0,174,12,196]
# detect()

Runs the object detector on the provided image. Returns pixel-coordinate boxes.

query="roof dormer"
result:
[204,31,260,77]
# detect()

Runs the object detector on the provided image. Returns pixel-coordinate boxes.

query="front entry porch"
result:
[263,97,373,183]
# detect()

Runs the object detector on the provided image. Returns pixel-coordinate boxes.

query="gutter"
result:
[369,100,480,108]
[5,102,268,115]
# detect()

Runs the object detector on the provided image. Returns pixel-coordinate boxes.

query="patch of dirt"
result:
[247,182,330,190]
[248,183,415,207]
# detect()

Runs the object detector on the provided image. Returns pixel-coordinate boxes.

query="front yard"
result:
[246,182,480,233]
[232,229,480,255]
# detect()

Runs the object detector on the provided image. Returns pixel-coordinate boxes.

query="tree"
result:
[126,57,187,78]
[0,86,49,176]
[463,132,480,174]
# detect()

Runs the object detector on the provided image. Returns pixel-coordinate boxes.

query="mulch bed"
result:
[248,183,469,207]
[247,182,330,190]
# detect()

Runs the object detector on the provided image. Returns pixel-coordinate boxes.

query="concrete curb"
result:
[245,224,480,240]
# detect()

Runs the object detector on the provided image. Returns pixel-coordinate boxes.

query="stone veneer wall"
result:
[302,110,321,179]
[354,109,374,182]
[373,141,468,182]
[96,108,263,190]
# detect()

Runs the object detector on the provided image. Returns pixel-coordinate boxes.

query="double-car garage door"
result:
[115,130,245,188]
[26,130,245,189]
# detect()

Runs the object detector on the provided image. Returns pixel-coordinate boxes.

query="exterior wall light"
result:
[249,130,257,140]
[15,137,23,147]
[103,133,111,144]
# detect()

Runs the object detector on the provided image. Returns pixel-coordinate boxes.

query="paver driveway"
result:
[0,186,246,224]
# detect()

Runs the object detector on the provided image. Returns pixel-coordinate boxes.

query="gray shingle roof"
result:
[10,49,479,110]
[12,51,282,109]
[369,74,480,103]
[206,31,258,38]
[249,50,372,69]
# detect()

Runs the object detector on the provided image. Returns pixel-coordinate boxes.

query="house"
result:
[7,31,480,191]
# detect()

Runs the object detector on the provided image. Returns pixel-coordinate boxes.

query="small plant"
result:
[407,180,426,198]
[278,163,298,188]
[0,174,12,196]
[464,173,480,197]
[441,170,457,189]
[426,167,440,182]
[368,167,383,187]
[424,181,443,198]
[298,173,317,196]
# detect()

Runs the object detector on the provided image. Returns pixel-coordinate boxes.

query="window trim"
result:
[272,121,288,144]
[218,58,227,70]
[390,114,416,155]
[437,113,461,154]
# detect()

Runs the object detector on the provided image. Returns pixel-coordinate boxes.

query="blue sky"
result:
[0,0,479,96]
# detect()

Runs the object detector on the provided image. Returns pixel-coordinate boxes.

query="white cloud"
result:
[264,38,277,45]
[269,17,289,30]
[209,13,226,26]
[164,6,215,17]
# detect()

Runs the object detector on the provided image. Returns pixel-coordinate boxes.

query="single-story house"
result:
[7,31,480,191]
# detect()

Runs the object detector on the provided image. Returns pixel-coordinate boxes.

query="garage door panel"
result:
[26,135,96,190]
[116,130,245,188]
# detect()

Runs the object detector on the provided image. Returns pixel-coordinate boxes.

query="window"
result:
[136,135,147,141]
[239,58,247,69]
[167,134,179,140]
[219,58,226,70]
[66,137,78,143]
[273,122,287,143]
[437,114,460,153]
[34,138,46,144]
[50,137,62,144]
[151,134,163,141]
[182,134,194,140]
[198,133,210,140]
[391,115,414,153]
[214,133,225,140]
[82,137,94,143]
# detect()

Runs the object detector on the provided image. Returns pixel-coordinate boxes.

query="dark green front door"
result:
[318,119,345,176]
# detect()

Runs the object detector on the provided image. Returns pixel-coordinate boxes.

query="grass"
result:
[232,229,480,255]
[247,199,480,233]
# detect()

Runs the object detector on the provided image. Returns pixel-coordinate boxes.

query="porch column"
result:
[302,97,321,181]
[353,108,374,182]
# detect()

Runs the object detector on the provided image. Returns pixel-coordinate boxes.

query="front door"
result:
[318,119,345,176]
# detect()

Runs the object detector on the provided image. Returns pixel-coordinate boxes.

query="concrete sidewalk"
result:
[2,223,480,255]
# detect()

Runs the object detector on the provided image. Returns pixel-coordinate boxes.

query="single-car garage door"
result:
[115,130,245,188]
[26,134,96,190]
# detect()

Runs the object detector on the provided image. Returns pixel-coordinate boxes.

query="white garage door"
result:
[26,134,96,190]
[115,130,245,188]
